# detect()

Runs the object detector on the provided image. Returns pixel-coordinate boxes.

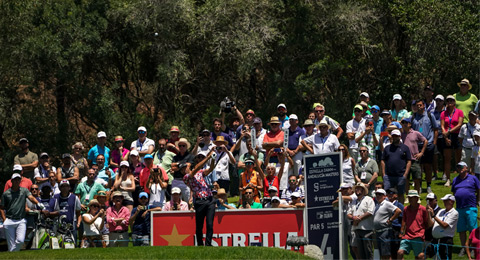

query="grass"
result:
[0,246,312,259]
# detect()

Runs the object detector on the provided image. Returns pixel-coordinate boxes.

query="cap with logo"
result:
[97,131,107,138]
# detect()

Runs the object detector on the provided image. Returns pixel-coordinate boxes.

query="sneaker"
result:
[444,179,450,187]
[458,248,466,257]
[442,174,447,181]
[427,186,432,193]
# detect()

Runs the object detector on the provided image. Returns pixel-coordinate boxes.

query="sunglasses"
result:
[354,110,362,113]
[245,192,253,194]
[115,141,123,143]
[74,147,82,150]
[289,179,296,182]
[371,110,378,113]
[139,197,148,200]
[138,131,146,134]
[31,188,39,190]
[179,145,186,147]
[359,150,368,153]
[338,148,345,151]
[315,110,324,113]
[245,162,254,165]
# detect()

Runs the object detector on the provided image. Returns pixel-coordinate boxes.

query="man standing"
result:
[381,129,412,204]
[262,117,285,163]
[346,104,366,160]
[75,168,106,212]
[301,119,340,154]
[0,173,41,251]
[371,105,384,162]
[373,189,401,260]
[88,131,110,165]
[386,188,403,259]
[313,103,344,139]
[429,194,459,260]
[397,190,433,260]
[286,114,305,176]
[212,136,236,193]
[400,118,427,194]
[452,161,480,256]
[347,182,375,260]
[49,180,82,243]
[276,103,290,129]
[130,126,155,162]
[424,193,442,258]
[183,149,216,246]
[411,99,439,194]
[211,118,233,149]
[3,165,32,192]
[14,138,38,181]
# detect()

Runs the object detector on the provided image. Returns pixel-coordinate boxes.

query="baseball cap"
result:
[114,136,124,142]
[96,190,107,197]
[253,117,262,124]
[391,129,401,136]
[97,131,107,138]
[387,188,398,194]
[171,187,181,194]
[380,110,391,116]
[469,111,478,117]
[440,194,455,201]
[456,161,468,168]
[244,158,255,164]
[130,150,139,157]
[371,105,380,111]
[13,164,23,172]
[59,180,70,187]
[426,193,437,200]
[137,126,147,132]
[289,114,298,120]
[40,152,49,158]
[19,138,29,143]
[354,104,363,111]
[446,95,455,101]
[360,92,369,98]
[144,154,153,160]
[11,173,21,180]
[246,109,255,115]
[170,126,180,132]
[201,129,210,134]
[375,189,386,195]
[61,153,71,159]
[401,118,411,124]
[393,94,402,100]
[268,186,278,192]
[291,192,301,198]
[277,103,287,109]
[120,161,129,167]
[139,192,149,199]
[435,94,444,101]
[407,190,419,197]
[111,191,123,198]
[271,196,281,202]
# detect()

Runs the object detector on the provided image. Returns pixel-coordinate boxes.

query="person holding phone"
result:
[212,136,236,193]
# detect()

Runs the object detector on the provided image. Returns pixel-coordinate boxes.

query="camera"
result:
[211,153,217,159]
[153,168,159,173]
[178,163,187,169]
[220,97,236,113]
[216,146,223,152]
[273,148,282,153]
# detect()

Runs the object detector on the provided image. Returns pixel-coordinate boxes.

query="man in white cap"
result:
[276,103,290,129]
[1,173,42,252]
[88,131,110,166]
[432,94,445,181]
[346,104,366,160]
[424,193,441,258]
[312,103,344,139]
[381,129,412,204]
[347,182,375,260]
[131,126,155,162]
[301,118,340,154]
[162,187,189,211]
[285,114,305,176]
[397,190,433,260]
[14,138,38,181]
[49,180,82,244]
[3,165,33,192]
[373,188,401,260]
[429,194,458,260]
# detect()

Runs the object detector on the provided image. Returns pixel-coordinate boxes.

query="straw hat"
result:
[457,79,472,90]
[213,136,228,146]
[175,138,191,150]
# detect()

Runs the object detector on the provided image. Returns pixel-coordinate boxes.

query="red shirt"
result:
[263,176,279,197]
[4,177,32,192]
[139,166,168,194]
[403,205,429,240]
[262,130,284,156]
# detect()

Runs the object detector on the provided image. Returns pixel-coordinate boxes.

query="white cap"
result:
[11,173,21,180]
[271,196,281,202]
[289,114,298,120]
[426,193,437,200]
[130,150,139,156]
[291,192,301,198]
[393,94,402,100]
[277,103,287,109]
[440,194,455,201]
[360,92,369,98]
[171,187,181,194]
[13,164,23,172]
[59,180,70,187]
[97,131,107,138]
[268,186,278,192]
[391,129,401,136]
[120,161,130,167]
[375,189,386,195]
[137,126,147,132]
[435,94,444,101]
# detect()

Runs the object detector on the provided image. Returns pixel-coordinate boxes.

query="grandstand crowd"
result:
[1,78,480,259]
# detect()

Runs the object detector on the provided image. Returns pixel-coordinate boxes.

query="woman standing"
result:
[390,94,408,121]
[110,136,129,173]
[339,144,356,185]
[440,95,464,187]
[454,78,478,124]
[147,167,168,209]
[112,161,135,212]
[82,199,105,248]
[71,142,89,179]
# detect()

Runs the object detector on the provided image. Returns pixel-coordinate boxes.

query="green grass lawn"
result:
[0,246,312,259]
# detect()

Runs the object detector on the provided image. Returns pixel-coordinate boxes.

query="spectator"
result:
[81,199,105,248]
[95,154,115,188]
[75,168,106,214]
[162,187,189,211]
[260,151,284,198]
[216,188,236,210]
[452,161,480,256]
[400,118,427,194]
[152,138,175,200]
[390,94,408,121]
[239,186,262,209]
[14,138,38,181]
[166,126,181,154]
[265,196,288,208]
[129,150,144,202]
[34,152,56,186]
[355,118,379,161]
[211,118,234,149]
[262,116,285,163]
[237,139,265,178]
[381,129,412,204]
[131,126,155,162]
[212,136,236,193]
[336,145,355,185]
[424,193,442,258]
[57,153,80,191]
[312,103,344,139]
[472,130,480,180]
[171,138,194,202]
[220,105,244,144]
[432,95,446,181]
[289,192,305,208]
[41,171,60,195]
[4,165,32,192]
[106,191,130,247]
[286,114,305,176]
[386,188,404,259]
[252,117,267,154]
[25,184,41,249]
[130,192,154,246]
[235,109,256,141]
[397,190,433,260]
[110,136,129,173]
[263,187,289,208]
[429,194,459,260]
[147,164,168,209]
[276,103,290,129]
[281,175,304,202]
[71,142,89,179]
[193,129,215,155]
[95,190,110,247]
[411,99,439,193]
[347,182,374,260]
[423,86,436,114]
[239,158,263,203]
[354,146,378,196]
[441,95,464,186]
[346,104,366,160]
[459,111,480,169]
[373,188,401,260]
[332,182,357,258]
[0,173,41,251]
[49,180,82,243]
[87,131,110,165]
[455,78,478,124]
[112,161,136,212]
[466,224,480,260]
[301,119,340,154]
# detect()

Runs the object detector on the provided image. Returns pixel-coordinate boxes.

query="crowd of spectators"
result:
[1,78,480,256]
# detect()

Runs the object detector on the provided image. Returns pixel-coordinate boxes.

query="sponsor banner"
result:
[151,209,304,249]
[304,152,342,260]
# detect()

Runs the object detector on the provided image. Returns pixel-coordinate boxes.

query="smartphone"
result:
[273,148,281,153]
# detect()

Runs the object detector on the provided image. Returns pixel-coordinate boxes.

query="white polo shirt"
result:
[432,208,459,238]
[303,133,340,154]
[131,137,155,161]
[346,118,366,149]
[348,195,375,231]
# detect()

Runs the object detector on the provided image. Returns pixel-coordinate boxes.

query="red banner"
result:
[151,209,304,249]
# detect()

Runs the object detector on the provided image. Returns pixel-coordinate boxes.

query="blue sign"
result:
[304,152,342,260]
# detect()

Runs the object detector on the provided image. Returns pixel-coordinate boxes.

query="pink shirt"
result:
[111,148,129,172]
[401,129,427,161]
[440,109,464,134]
[162,200,189,211]
[106,206,130,232]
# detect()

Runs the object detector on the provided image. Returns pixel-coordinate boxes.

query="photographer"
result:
[193,129,214,155]
[171,138,194,203]
[147,165,168,209]
[212,136,236,193]
[162,187,188,211]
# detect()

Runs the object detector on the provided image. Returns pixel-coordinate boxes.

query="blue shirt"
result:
[210,132,233,149]
[452,174,480,209]
[373,117,384,136]
[131,207,150,235]
[97,166,115,183]
[204,170,218,189]
[412,111,439,145]
[392,200,404,228]
[382,144,412,177]
[87,145,110,165]
[287,126,305,150]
